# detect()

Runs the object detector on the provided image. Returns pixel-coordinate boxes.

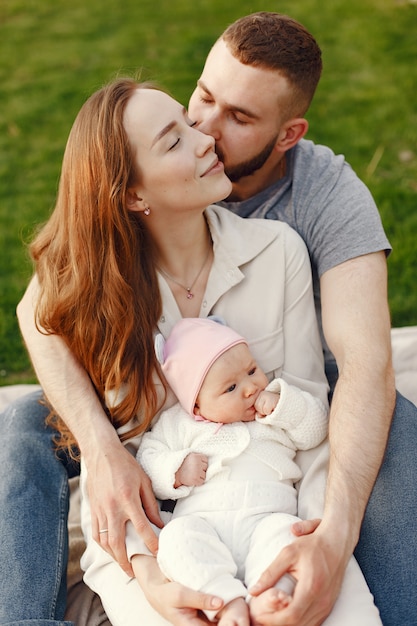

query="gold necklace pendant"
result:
[158,243,211,299]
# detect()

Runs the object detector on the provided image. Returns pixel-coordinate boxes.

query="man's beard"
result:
[217,135,278,183]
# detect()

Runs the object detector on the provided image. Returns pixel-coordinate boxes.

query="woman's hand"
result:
[132,554,223,625]
[86,441,163,577]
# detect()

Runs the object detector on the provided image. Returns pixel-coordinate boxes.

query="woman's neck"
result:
[154,214,213,317]
[157,221,210,274]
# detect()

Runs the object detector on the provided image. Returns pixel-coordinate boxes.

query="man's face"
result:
[188,39,291,191]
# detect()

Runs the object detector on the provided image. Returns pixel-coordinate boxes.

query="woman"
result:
[18,78,380,625]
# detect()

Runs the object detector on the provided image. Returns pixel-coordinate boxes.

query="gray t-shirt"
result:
[219,138,391,375]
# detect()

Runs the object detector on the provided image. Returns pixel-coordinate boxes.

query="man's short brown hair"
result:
[222,12,322,117]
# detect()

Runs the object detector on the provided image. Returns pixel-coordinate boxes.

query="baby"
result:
[135,317,328,625]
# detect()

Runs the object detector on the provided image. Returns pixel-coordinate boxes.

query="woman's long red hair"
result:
[30,78,163,457]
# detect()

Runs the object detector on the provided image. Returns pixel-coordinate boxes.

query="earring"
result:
[143,206,150,216]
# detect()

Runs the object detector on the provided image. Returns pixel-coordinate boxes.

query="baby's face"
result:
[194,343,268,423]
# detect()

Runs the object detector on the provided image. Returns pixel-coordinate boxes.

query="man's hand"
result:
[174,453,208,488]
[87,443,163,577]
[132,554,223,625]
[249,523,347,625]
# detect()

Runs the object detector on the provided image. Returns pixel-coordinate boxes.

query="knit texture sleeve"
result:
[257,378,328,450]
[137,405,194,500]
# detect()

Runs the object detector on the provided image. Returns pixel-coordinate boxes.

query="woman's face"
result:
[123,89,232,214]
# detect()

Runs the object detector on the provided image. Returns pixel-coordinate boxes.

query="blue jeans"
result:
[0,390,79,626]
[354,392,417,626]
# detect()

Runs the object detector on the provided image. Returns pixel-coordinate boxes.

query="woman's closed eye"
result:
[168,137,180,151]
[168,121,197,150]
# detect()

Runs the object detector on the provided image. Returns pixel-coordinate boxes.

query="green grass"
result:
[1,0,416,385]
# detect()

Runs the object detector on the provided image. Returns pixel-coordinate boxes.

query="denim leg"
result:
[354,392,417,626]
[0,390,77,626]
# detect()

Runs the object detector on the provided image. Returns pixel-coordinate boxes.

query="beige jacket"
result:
[158,205,329,406]
[81,205,329,562]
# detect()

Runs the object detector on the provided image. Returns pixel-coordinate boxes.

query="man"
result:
[186,13,416,625]
[4,11,416,626]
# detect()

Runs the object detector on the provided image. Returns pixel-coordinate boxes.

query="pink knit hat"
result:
[155,317,247,416]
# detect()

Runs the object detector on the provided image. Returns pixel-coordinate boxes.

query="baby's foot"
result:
[217,596,250,626]
[250,574,295,623]
[250,587,291,622]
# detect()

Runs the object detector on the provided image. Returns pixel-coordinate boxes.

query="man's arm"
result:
[319,251,395,555]
[16,275,162,574]
[249,251,395,625]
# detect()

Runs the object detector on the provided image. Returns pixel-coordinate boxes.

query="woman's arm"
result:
[17,275,162,574]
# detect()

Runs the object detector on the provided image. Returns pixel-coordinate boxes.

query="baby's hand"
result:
[174,453,208,488]
[255,390,280,417]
